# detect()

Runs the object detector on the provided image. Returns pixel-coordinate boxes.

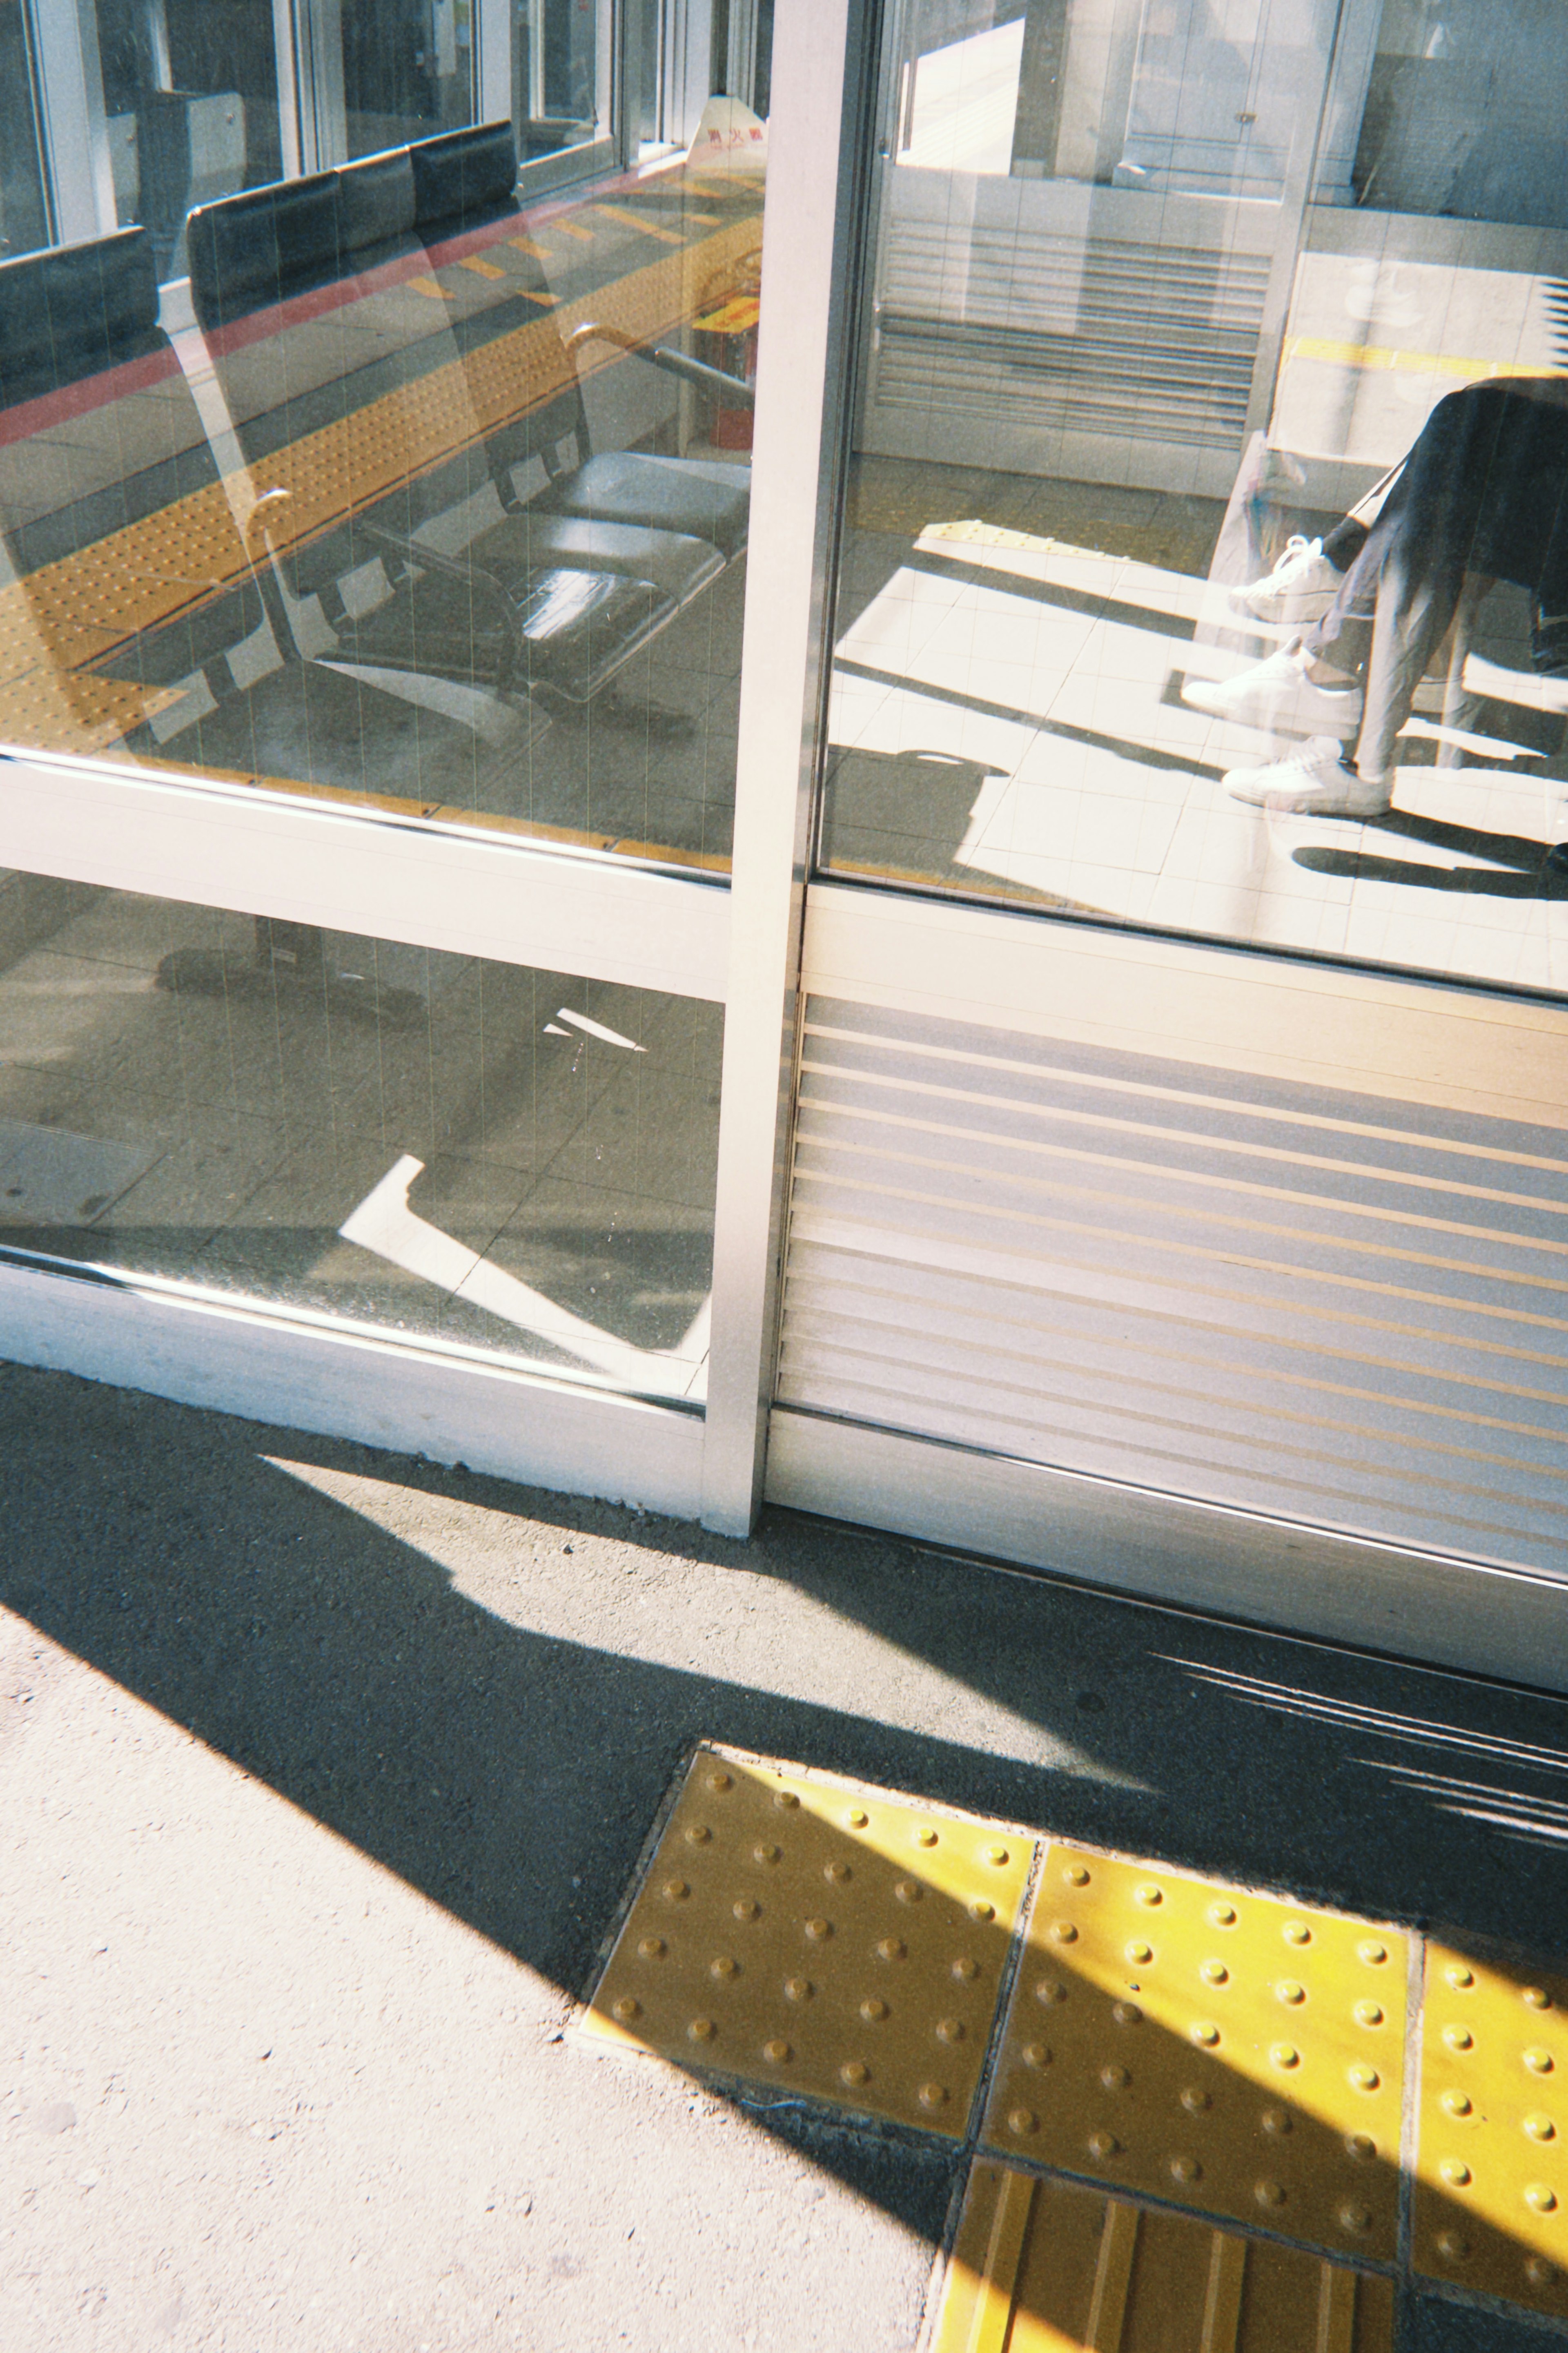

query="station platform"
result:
[1,1359,1564,2350]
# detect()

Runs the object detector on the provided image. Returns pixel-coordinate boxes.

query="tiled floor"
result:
[824,460,1568,996]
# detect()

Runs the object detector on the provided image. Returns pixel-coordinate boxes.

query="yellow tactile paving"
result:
[581,1746,1036,2137]
[981,1844,1407,2262]
[1414,1943,1567,2320]
[584,1756,1568,2334]
[930,2162,1395,2353]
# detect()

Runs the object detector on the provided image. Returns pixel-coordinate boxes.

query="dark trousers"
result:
[1302,380,1568,773]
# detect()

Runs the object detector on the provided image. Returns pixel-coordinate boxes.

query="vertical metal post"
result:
[595,0,615,147]
[699,0,875,1535]
[294,0,347,174]
[665,0,716,149]
[724,0,757,111]
[272,0,304,179]
[31,0,118,243]
[616,0,644,165]
[476,0,517,129]
[142,0,175,91]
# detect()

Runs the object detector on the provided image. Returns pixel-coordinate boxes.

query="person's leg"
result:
[1301,384,1524,778]
[1228,462,1397,622]
[1208,381,1568,805]
[1308,461,1403,576]
[1216,388,1529,810]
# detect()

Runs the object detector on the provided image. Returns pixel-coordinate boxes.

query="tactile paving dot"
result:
[982,1843,1406,2259]
[1414,1943,1567,2321]
[581,1747,1036,2137]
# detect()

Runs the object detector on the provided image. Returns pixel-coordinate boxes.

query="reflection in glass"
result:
[1350,0,1568,228]
[513,0,608,165]
[822,0,1568,996]
[94,0,283,273]
[0,874,719,1402]
[0,114,764,872]
[0,0,50,263]
[343,0,476,159]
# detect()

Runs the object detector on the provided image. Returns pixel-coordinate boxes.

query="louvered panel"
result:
[879,225,1272,339]
[777,997,1568,1575]
[780,1258,1568,1487]
[871,228,1272,449]
[780,1291,1568,1555]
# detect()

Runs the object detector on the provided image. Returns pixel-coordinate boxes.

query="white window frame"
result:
[0,0,855,1531]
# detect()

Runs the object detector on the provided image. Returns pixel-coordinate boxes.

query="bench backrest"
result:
[185,125,590,598]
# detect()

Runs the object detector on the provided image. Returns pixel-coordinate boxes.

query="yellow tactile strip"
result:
[1414,1943,1566,2319]
[930,2162,1395,2353]
[982,1844,1407,2263]
[584,1750,1568,2331]
[580,1746,1036,2138]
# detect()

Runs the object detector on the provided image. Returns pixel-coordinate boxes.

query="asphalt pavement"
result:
[2,1360,1565,2351]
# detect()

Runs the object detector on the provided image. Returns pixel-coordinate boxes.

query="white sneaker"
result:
[1228,535,1342,625]
[1181,644,1363,738]
[1224,738,1392,816]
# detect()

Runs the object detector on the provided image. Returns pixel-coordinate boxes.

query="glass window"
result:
[1348,0,1568,229]
[0,872,719,1400]
[94,0,283,273]
[0,87,766,872]
[820,0,1568,998]
[513,0,610,167]
[341,0,477,161]
[0,0,50,262]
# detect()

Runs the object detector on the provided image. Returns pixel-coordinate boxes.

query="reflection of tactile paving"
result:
[930,2161,1394,2353]
[982,1844,1407,2260]
[581,1746,1035,2137]
[1414,1943,1567,2320]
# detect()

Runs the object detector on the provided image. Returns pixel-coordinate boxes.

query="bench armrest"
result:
[564,322,755,408]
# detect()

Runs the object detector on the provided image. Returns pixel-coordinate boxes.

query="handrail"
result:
[564,321,755,408]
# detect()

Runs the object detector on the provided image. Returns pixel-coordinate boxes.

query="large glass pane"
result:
[340,0,477,160]
[0,871,719,1401]
[94,0,283,273]
[512,0,609,167]
[0,94,766,873]
[1347,0,1568,228]
[0,0,50,262]
[821,0,1568,998]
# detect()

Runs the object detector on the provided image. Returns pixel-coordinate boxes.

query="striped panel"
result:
[778,993,1568,1577]
[872,227,1270,448]
[931,2165,1393,2353]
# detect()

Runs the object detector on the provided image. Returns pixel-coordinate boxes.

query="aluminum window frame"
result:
[0,0,858,1532]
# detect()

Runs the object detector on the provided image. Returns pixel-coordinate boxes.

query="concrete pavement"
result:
[2,1359,1565,2351]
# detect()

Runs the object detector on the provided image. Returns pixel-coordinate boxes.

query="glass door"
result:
[0,0,768,1509]
[860,0,1347,505]
[93,0,285,272]
[0,0,52,260]
[770,0,1568,1670]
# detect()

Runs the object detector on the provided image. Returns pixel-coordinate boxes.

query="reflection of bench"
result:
[185,123,753,733]
[0,223,539,805]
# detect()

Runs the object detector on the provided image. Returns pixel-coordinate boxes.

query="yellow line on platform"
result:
[1283,334,1567,385]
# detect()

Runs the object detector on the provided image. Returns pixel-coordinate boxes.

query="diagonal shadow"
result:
[1293,843,1568,897]
[1292,805,1568,897]
[906,549,1198,646]
[2,1365,1565,2304]
[834,658,1226,783]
